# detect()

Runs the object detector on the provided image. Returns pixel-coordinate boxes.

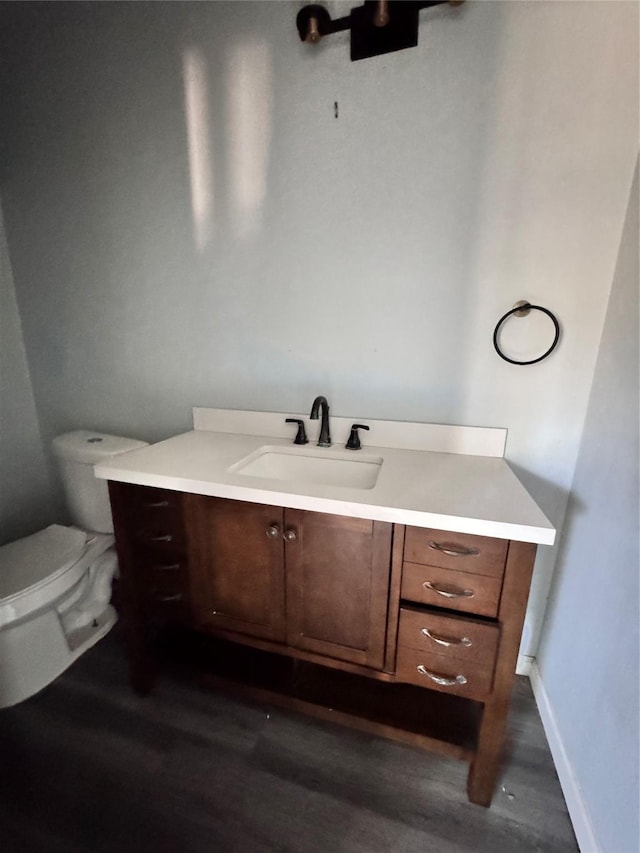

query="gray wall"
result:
[0,208,54,543]
[0,1,637,657]
[537,164,639,852]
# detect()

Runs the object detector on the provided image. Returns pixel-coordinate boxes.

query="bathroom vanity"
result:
[96,408,555,807]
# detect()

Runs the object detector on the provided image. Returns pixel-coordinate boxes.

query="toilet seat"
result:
[0,525,114,627]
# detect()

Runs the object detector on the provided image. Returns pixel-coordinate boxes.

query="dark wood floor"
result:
[0,629,577,853]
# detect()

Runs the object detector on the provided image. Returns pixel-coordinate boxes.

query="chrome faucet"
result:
[310,395,331,447]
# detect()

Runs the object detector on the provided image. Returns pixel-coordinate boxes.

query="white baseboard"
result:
[516,653,533,676]
[529,661,601,853]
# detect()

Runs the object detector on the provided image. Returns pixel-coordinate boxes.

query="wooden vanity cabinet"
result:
[389,524,537,804]
[184,496,392,670]
[108,483,192,623]
[108,481,537,808]
[185,497,287,643]
[283,509,392,669]
[394,525,509,697]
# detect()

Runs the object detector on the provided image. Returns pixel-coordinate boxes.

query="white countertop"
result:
[95,411,555,545]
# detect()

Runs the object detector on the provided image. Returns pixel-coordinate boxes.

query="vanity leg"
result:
[115,566,157,694]
[467,698,509,806]
[128,637,156,695]
[468,540,538,806]
[108,480,157,694]
[124,614,157,695]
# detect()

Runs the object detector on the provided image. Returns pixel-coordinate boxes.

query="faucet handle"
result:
[345,423,369,451]
[285,418,309,445]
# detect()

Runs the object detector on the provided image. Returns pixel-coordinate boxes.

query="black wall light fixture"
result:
[296,0,465,61]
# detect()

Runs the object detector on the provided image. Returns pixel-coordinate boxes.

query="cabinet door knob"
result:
[422,580,474,599]
[283,528,297,542]
[416,665,467,686]
[420,627,472,647]
[265,524,281,539]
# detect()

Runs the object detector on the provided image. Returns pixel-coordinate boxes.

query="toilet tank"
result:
[52,431,149,534]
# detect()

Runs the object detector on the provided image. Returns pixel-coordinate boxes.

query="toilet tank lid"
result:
[0,525,87,600]
[52,430,148,464]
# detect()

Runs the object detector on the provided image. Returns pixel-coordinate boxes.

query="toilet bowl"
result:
[0,430,147,708]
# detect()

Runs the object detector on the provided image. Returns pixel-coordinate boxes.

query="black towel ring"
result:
[493,302,560,366]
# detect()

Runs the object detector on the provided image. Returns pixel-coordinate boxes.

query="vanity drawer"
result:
[138,554,189,586]
[122,483,183,510]
[118,485,186,547]
[401,562,502,617]
[133,522,185,551]
[137,556,191,618]
[404,527,507,578]
[118,485,191,618]
[133,499,186,551]
[397,607,499,667]
[120,484,184,515]
[395,645,494,700]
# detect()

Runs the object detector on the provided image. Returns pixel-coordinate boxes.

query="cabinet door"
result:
[185,496,286,642]
[284,510,392,669]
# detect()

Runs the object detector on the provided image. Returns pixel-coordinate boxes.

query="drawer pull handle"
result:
[266,524,281,539]
[153,562,181,572]
[423,580,474,599]
[151,534,173,542]
[420,627,472,648]
[428,541,480,558]
[416,665,467,686]
[144,500,170,508]
[154,592,183,603]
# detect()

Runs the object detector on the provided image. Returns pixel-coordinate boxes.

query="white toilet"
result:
[0,430,148,708]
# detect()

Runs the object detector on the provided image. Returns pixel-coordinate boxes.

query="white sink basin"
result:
[229,445,383,490]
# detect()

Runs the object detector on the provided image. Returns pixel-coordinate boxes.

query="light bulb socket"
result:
[296,5,332,44]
